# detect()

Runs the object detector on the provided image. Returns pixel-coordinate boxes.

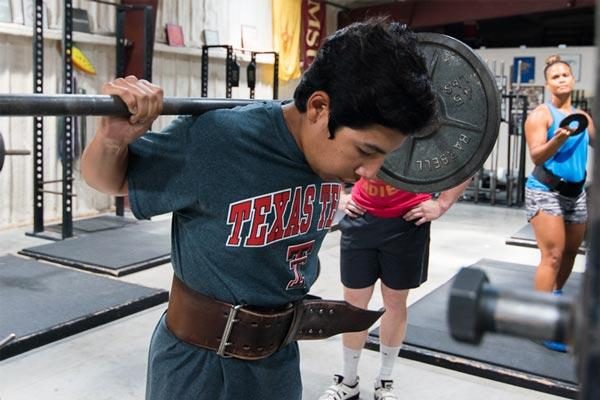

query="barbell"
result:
[0,132,31,173]
[0,33,501,192]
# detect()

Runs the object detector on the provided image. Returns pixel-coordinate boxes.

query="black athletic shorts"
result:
[339,213,430,290]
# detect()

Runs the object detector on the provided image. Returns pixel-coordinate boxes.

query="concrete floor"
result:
[0,202,584,400]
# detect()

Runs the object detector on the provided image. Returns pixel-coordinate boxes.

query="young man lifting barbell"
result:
[81,18,436,400]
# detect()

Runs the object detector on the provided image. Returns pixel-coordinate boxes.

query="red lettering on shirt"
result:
[246,194,273,246]
[284,187,303,238]
[226,200,252,246]
[300,185,316,233]
[286,240,315,290]
[317,183,341,230]
[225,184,340,247]
[267,190,292,243]
[324,184,340,228]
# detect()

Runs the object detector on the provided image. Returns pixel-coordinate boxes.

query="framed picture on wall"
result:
[559,53,582,82]
[0,0,12,23]
[511,56,535,84]
[241,24,257,49]
[202,29,219,46]
[166,23,185,47]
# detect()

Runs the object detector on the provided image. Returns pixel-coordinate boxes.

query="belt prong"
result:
[217,304,243,357]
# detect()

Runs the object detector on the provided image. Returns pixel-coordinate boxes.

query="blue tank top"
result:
[526,102,589,191]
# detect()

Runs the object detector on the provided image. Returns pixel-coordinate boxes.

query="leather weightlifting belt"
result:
[532,165,585,198]
[166,275,384,360]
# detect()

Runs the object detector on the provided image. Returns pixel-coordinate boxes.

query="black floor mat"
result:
[506,224,586,255]
[19,219,172,277]
[44,215,138,235]
[0,254,169,361]
[366,259,581,398]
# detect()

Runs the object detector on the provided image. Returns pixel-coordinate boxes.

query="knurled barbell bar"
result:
[0,33,501,192]
[0,95,253,117]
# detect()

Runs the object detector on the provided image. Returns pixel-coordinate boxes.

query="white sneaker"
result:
[374,379,397,400]
[319,374,360,400]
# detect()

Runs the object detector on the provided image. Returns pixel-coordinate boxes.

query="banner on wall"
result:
[301,0,326,70]
[273,0,302,81]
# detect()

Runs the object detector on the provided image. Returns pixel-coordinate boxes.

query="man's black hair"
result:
[293,18,436,138]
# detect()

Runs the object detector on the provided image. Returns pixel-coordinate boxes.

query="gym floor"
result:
[0,202,582,399]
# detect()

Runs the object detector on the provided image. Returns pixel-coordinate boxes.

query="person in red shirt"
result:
[320,177,470,400]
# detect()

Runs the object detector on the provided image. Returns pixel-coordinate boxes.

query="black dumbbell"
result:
[447,267,575,345]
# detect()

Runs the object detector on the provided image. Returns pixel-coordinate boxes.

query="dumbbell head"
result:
[447,267,490,344]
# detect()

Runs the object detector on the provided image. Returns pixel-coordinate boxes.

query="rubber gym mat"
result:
[19,219,172,277]
[366,259,581,398]
[44,214,138,235]
[0,254,168,361]
[505,223,586,255]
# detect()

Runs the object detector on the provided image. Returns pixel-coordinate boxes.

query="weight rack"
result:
[28,0,155,240]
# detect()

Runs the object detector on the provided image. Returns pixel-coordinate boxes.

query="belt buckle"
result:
[216,304,244,358]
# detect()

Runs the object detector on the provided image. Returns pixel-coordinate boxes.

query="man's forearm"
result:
[81,133,129,196]
[80,76,163,196]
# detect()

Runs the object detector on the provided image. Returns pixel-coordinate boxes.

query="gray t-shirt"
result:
[127,101,341,400]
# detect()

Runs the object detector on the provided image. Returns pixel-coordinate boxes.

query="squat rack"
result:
[29,0,154,240]
[201,45,279,100]
[29,0,76,240]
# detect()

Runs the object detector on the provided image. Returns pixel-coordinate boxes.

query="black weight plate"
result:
[379,33,501,192]
[0,131,5,172]
[559,113,588,136]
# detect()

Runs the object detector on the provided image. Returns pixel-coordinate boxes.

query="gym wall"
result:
[476,46,596,183]
[0,0,277,229]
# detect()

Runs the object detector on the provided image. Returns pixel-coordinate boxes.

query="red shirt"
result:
[351,178,432,218]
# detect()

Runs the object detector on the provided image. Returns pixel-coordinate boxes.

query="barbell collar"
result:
[0,94,256,117]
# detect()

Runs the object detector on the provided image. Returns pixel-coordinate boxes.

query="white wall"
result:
[476,46,596,99]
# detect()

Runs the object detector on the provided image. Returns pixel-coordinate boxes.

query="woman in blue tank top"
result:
[524,55,595,352]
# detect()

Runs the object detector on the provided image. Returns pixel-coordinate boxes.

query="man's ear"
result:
[306,91,330,123]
